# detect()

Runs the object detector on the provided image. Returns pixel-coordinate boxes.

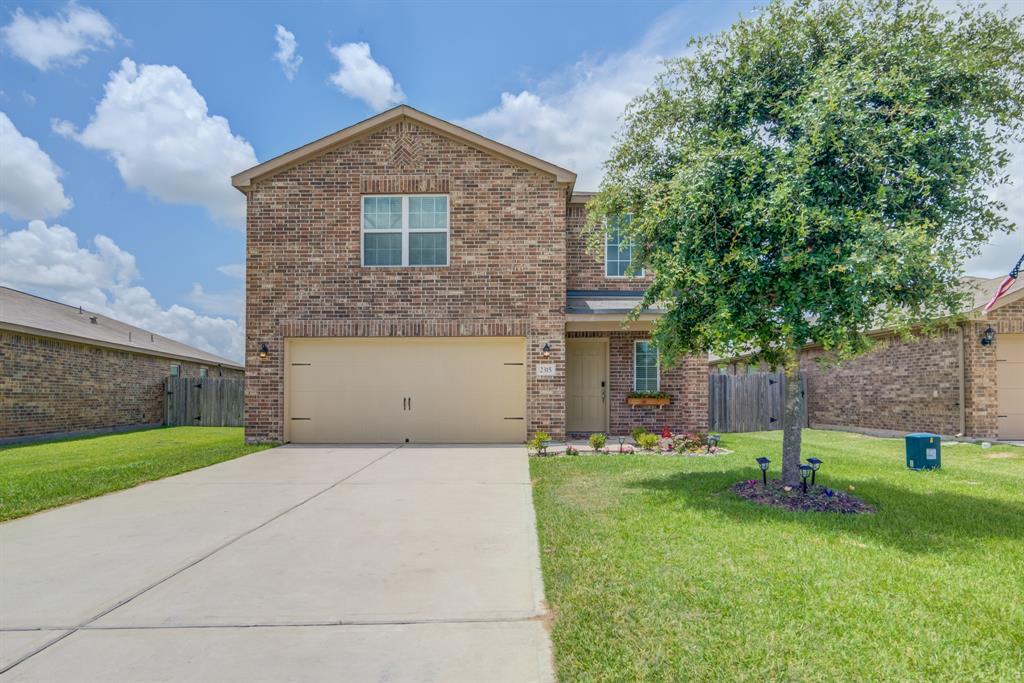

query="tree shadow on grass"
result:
[626,467,1024,555]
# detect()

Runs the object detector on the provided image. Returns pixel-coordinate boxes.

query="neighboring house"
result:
[233,105,708,444]
[0,287,243,442]
[712,276,1024,440]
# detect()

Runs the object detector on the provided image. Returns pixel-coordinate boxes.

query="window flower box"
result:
[627,392,671,407]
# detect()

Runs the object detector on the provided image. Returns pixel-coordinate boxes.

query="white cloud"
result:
[1,2,116,71]
[0,112,73,219]
[0,220,244,361]
[328,42,404,112]
[273,24,302,80]
[458,14,683,190]
[186,282,244,318]
[54,58,258,227]
[217,263,245,278]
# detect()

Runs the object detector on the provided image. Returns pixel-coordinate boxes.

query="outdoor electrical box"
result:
[906,433,941,470]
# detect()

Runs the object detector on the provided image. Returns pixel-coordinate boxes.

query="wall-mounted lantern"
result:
[259,343,269,359]
[542,342,552,358]
[980,326,995,347]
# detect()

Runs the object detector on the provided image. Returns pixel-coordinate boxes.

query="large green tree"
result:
[589,0,1023,484]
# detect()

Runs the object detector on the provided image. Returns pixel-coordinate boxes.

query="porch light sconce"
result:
[542,343,552,358]
[806,457,823,486]
[258,343,269,360]
[980,326,995,347]
[756,457,770,487]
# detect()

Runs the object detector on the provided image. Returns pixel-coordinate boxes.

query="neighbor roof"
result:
[0,287,242,369]
[232,104,577,191]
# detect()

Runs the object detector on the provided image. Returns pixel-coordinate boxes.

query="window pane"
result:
[364,232,402,265]
[634,341,659,392]
[409,195,447,230]
[409,232,447,266]
[606,215,638,277]
[363,196,402,230]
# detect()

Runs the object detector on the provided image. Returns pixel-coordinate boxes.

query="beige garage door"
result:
[997,333,1024,440]
[285,337,527,443]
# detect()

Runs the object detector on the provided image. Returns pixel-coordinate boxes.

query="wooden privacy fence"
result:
[164,376,244,427]
[708,371,807,433]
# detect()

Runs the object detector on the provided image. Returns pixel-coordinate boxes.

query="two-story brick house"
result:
[234,106,707,443]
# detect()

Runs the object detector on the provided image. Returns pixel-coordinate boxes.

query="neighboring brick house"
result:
[233,105,708,444]
[0,287,243,442]
[713,276,1024,440]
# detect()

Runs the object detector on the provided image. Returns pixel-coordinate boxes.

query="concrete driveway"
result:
[0,445,553,682]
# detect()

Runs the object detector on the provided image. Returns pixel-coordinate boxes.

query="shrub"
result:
[528,430,551,455]
[630,426,647,443]
[589,433,608,450]
[565,444,580,456]
[673,431,708,453]
[636,432,660,452]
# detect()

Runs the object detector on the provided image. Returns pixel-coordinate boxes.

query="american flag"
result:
[983,252,1024,314]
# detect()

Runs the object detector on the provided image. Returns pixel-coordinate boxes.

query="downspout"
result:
[957,324,966,437]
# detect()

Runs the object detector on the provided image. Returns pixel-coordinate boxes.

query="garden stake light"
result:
[706,434,721,454]
[618,435,626,453]
[756,457,770,487]
[807,457,822,486]
[799,464,812,494]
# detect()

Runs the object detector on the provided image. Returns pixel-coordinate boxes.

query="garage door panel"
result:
[286,337,526,443]
[997,334,1024,440]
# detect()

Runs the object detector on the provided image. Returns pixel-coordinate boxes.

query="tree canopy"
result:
[589,0,1024,371]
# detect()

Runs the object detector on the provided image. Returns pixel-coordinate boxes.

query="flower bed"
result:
[731,479,874,514]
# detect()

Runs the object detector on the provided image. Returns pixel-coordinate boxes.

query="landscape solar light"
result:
[618,435,626,453]
[980,326,995,346]
[807,457,823,486]
[706,433,721,454]
[799,464,812,494]
[258,343,269,359]
[755,457,770,487]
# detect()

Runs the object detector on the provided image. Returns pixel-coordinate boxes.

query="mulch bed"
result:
[731,479,875,514]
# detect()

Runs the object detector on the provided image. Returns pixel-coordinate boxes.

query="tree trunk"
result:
[781,360,803,486]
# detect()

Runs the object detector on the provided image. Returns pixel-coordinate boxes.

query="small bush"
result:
[673,431,708,453]
[589,433,608,450]
[630,426,647,443]
[528,430,551,454]
[636,432,661,452]
[565,444,580,456]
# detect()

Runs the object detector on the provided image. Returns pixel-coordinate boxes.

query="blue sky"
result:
[0,1,1020,362]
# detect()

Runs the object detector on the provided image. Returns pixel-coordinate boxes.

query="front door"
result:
[566,338,608,433]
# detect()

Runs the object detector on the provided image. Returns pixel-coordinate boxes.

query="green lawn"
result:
[0,427,273,521]
[530,430,1024,682]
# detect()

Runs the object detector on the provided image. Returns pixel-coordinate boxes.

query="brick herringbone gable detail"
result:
[388,121,425,169]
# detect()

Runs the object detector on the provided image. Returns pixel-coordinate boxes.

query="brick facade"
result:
[0,331,242,441]
[798,296,1024,439]
[244,121,567,442]
[566,202,653,291]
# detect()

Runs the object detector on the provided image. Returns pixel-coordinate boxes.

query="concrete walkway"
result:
[0,445,553,682]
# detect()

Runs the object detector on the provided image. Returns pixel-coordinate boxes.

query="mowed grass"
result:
[530,430,1024,682]
[0,427,273,521]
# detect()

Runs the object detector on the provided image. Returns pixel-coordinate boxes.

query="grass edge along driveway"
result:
[530,429,1024,682]
[0,427,273,521]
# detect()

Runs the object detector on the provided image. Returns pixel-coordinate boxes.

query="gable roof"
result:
[0,286,243,369]
[232,105,577,191]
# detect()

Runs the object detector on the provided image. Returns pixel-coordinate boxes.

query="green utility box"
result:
[906,433,941,470]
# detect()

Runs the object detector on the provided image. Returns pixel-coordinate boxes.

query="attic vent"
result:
[89,316,98,324]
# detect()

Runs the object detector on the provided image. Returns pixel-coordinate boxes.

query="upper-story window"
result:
[362,195,449,267]
[605,215,643,278]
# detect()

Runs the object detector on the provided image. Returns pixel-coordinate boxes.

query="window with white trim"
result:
[605,214,642,278]
[362,195,449,266]
[634,340,659,392]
